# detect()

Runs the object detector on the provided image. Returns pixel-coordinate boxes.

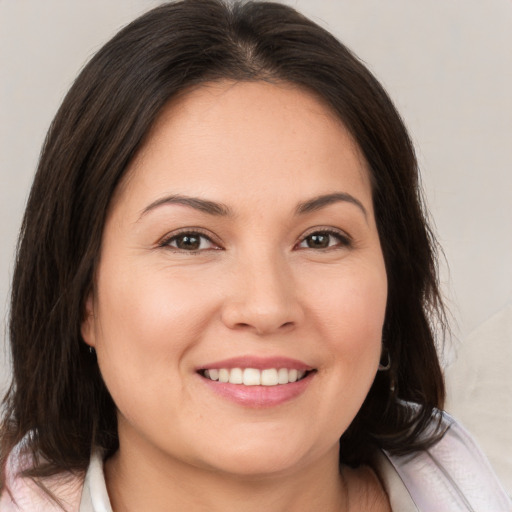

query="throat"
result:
[343,464,391,512]
[103,444,353,512]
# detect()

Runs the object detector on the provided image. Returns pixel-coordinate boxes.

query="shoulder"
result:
[383,411,511,511]
[0,444,84,512]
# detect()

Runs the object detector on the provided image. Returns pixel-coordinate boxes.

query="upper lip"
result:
[197,356,313,371]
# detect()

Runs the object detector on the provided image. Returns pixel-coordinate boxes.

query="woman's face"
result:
[82,81,387,477]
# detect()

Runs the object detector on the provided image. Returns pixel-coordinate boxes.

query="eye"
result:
[297,229,351,250]
[161,231,220,252]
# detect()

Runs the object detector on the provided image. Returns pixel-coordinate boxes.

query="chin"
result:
[202,449,310,479]
[187,428,331,479]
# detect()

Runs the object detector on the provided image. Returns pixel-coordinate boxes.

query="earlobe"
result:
[81,292,96,348]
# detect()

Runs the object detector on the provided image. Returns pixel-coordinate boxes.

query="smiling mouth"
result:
[199,368,313,386]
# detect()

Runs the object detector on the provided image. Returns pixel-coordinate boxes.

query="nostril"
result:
[221,297,302,335]
[233,322,251,330]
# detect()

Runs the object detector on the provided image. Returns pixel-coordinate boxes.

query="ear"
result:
[81,290,97,348]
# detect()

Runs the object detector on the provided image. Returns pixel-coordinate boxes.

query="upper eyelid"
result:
[297,226,352,242]
[158,228,221,248]
[157,226,351,249]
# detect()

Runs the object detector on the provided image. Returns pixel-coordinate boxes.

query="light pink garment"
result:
[383,412,512,511]
[2,412,511,511]
[0,447,83,512]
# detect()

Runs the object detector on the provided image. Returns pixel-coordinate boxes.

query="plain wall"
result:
[1,0,511,495]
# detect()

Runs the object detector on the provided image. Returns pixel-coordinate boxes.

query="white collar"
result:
[79,449,415,512]
[80,450,112,512]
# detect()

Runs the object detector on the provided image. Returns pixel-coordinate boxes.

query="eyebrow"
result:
[138,191,367,221]
[139,194,233,220]
[295,192,368,219]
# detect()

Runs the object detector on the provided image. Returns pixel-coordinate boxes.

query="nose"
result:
[220,254,303,336]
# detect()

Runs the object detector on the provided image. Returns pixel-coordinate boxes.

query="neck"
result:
[105,439,348,512]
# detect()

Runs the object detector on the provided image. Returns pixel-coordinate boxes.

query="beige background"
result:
[1,0,511,495]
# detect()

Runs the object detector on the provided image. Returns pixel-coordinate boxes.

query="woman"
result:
[0,0,510,510]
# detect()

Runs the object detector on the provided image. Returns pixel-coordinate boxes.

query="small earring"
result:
[89,346,95,355]
[378,349,391,371]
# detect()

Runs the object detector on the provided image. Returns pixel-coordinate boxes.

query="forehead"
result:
[116,80,372,216]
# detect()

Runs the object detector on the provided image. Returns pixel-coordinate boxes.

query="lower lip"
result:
[199,372,315,408]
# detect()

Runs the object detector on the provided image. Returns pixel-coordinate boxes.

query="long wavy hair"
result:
[1,0,446,492]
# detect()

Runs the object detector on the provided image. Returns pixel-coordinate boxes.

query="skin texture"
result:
[82,81,390,511]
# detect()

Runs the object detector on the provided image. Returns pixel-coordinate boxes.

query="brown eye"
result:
[305,233,330,249]
[297,230,350,250]
[164,232,218,252]
[175,234,201,250]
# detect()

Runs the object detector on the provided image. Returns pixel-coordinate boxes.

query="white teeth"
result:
[278,368,289,384]
[203,367,308,386]
[261,368,278,386]
[243,368,261,386]
[229,367,243,384]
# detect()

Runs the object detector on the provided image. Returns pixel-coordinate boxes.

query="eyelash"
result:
[158,229,221,254]
[295,228,352,251]
[159,228,352,254]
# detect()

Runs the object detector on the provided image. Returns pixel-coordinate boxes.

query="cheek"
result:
[306,259,387,400]
[90,265,223,435]
[310,262,387,349]
[97,262,207,336]
[285,263,387,445]
[91,262,220,390]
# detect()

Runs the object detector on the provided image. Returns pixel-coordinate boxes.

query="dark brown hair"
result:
[1,0,445,490]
